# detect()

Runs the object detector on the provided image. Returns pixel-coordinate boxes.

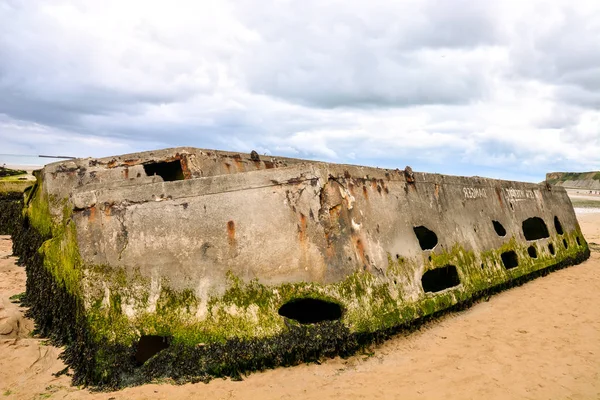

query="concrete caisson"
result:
[15,147,590,387]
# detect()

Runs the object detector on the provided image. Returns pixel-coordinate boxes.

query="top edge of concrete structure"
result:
[41,146,562,191]
[43,147,304,168]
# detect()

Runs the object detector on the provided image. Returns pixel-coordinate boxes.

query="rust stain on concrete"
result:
[227,220,236,247]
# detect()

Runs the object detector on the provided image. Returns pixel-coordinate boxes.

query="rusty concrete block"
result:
[14,147,590,387]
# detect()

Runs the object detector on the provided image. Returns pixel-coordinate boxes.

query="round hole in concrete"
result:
[527,245,537,258]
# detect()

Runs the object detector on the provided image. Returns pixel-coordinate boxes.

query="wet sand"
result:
[1,213,600,399]
[568,189,600,213]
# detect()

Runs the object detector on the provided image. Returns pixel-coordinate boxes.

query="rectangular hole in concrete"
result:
[421,265,460,293]
[143,161,185,181]
[501,250,519,269]
[278,298,343,324]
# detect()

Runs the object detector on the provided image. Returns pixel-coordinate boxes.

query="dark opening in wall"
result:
[522,217,549,241]
[413,226,438,250]
[563,238,568,249]
[501,251,519,269]
[421,265,460,293]
[135,335,171,365]
[143,160,185,181]
[527,246,537,258]
[554,216,564,235]
[278,298,342,324]
[492,220,506,237]
[576,237,581,246]
[548,243,555,255]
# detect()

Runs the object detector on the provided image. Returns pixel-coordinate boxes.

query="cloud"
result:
[0,114,146,158]
[240,0,505,108]
[0,0,598,182]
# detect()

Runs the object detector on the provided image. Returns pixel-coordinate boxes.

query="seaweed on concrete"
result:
[0,192,24,235]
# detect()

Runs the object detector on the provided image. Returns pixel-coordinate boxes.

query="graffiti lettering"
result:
[504,188,535,200]
[463,187,487,199]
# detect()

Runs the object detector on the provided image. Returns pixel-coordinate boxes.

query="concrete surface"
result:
[14,147,590,385]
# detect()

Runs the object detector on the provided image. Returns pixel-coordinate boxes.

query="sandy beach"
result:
[1,212,600,399]
[567,189,600,215]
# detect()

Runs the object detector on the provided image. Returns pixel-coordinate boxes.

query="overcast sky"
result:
[1,0,599,181]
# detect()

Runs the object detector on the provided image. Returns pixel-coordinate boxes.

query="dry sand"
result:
[1,214,600,400]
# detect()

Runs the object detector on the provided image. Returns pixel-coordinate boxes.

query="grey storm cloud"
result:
[516,12,600,86]
[509,6,600,111]
[0,0,599,181]
[240,0,502,108]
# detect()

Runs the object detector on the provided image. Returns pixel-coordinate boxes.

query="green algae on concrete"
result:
[18,188,592,387]
[79,230,590,348]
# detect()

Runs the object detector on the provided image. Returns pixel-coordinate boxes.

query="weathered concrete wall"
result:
[42,147,301,205]
[17,147,590,387]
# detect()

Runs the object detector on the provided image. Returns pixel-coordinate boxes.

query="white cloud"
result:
[0,0,599,181]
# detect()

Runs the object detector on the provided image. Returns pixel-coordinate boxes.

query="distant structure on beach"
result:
[5,147,590,388]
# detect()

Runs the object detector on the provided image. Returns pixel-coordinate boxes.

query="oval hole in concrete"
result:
[278,298,342,324]
[576,237,581,246]
[563,238,568,249]
[548,243,555,255]
[492,220,506,237]
[527,246,537,258]
[554,216,564,235]
[413,226,438,250]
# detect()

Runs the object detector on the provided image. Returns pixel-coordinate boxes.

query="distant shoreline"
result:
[566,189,600,212]
[1,164,42,172]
